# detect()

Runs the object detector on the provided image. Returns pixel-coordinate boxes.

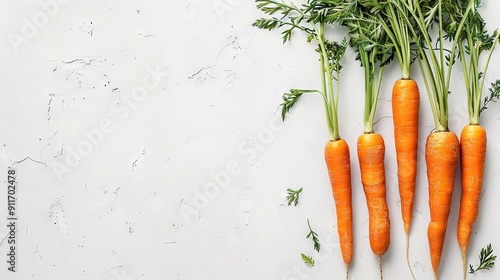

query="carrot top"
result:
[444,0,500,125]
[252,0,348,141]
[359,0,416,79]
[341,3,394,133]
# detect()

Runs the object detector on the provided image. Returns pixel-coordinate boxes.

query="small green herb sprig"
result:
[469,244,497,274]
[306,219,321,252]
[301,219,320,268]
[301,253,315,267]
[286,188,303,206]
[280,90,318,121]
[480,80,500,113]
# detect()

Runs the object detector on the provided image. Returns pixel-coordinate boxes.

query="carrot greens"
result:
[253,0,347,141]
[286,188,303,206]
[306,219,321,252]
[481,80,500,113]
[301,253,316,267]
[469,244,496,274]
[359,0,416,79]
[340,3,394,133]
[443,0,500,124]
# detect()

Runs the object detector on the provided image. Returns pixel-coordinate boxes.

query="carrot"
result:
[325,139,353,273]
[392,79,419,235]
[426,131,460,279]
[253,2,352,278]
[448,1,500,277]
[342,5,392,278]
[390,78,420,278]
[457,125,486,273]
[357,133,390,277]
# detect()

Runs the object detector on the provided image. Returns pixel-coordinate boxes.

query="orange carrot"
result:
[449,0,500,278]
[343,5,392,278]
[357,133,390,278]
[325,139,353,275]
[457,125,486,276]
[392,78,420,235]
[253,2,352,277]
[392,79,419,276]
[426,131,460,279]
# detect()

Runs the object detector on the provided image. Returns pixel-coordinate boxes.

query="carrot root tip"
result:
[406,232,416,280]
[345,263,349,280]
[379,256,383,280]
[461,248,467,280]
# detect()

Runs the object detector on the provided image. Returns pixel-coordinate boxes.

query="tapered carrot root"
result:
[325,139,353,273]
[426,131,460,279]
[392,79,420,234]
[357,133,390,279]
[458,125,487,279]
[392,78,419,279]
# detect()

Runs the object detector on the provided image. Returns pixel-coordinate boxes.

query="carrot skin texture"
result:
[392,79,420,233]
[357,133,390,257]
[425,131,460,277]
[457,125,486,252]
[325,139,353,265]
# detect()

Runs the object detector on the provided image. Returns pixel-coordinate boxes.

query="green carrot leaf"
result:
[469,243,497,274]
[301,253,315,267]
[285,188,303,206]
[480,80,500,114]
[252,18,281,31]
[280,89,321,120]
[306,219,321,252]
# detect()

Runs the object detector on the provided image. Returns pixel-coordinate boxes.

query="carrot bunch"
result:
[360,1,421,277]
[253,1,353,278]
[253,0,500,279]
[398,0,472,278]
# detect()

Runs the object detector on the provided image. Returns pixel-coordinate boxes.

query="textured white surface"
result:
[1,1,500,279]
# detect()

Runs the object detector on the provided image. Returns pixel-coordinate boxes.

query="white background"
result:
[1,0,500,279]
